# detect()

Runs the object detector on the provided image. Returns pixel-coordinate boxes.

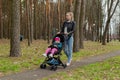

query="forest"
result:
[0,0,120,56]
[0,0,120,79]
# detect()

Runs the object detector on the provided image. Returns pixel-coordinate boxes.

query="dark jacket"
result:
[61,21,76,39]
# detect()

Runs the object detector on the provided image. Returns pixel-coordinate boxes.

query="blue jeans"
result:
[64,36,73,63]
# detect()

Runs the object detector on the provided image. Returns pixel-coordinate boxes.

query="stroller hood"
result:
[52,34,64,43]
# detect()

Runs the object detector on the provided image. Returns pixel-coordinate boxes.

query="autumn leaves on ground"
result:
[0,40,120,79]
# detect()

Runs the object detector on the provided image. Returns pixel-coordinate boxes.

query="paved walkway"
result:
[0,50,120,80]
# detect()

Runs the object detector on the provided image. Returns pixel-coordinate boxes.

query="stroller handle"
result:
[57,32,68,35]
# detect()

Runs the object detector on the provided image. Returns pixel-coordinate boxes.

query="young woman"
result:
[60,12,76,66]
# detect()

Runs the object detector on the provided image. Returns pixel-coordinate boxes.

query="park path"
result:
[0,50,120,80]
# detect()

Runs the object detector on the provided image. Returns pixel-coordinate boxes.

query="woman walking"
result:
[60,12,76,66]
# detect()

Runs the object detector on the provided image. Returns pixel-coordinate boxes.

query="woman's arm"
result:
[68,21,76,35]
[71,21,76,33]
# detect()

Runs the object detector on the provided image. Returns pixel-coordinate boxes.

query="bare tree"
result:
[102,0,119,45]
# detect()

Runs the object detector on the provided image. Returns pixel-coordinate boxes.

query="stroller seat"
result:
[40,34,66,71]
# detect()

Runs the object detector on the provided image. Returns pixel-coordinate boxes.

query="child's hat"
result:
[55,37,60,41]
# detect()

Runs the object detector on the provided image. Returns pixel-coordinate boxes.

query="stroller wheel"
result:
[63,64,67,68]
[51,65,57,71]
[40,64,46,69]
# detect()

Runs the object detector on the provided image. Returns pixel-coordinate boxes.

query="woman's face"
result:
[66,13,71,21]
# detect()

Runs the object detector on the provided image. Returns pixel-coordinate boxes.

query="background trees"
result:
[102,0,119,45]
[0,0,119,55]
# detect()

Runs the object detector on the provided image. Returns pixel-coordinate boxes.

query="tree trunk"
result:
[30,0,34,43]
[0,0,3,39]
[10,0,21,57]
[102,19,110,45]
[107,26,110,43]
[102,0,119,45]
[33,0,37,40]
[26,0,31,46]
[46,0,51,44]
[79,0,85,49]
[65,0,73,12]
[119,24,120,42]
[57,0,61,30]
[73,0,81,52]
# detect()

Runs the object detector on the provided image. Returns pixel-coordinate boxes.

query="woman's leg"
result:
[45,48,51,54]
[64,40,69,57]
[67,36,73,63]
[51,48,58,55]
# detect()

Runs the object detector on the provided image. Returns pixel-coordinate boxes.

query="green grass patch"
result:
[43,56,120,80]
[72,41,120,61]
[0,58,20,72]
[0,40,120,76]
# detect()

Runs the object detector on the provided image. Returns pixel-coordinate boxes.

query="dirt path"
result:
[0,50,120,80]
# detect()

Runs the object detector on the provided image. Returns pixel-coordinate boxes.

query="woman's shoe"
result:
[70,59,72,63]
[67,59,72,66]
[49,54,53,57]
[66,63,70,66]
[42,53,47,57]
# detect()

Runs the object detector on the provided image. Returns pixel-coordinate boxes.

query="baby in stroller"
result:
[40,34,66,71]
[43,37,62,57]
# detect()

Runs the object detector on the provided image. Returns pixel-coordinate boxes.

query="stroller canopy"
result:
[52,34,64,43]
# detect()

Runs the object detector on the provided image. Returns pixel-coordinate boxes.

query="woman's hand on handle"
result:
[57,32,69,35]
[57,32,64,35]
[57,32,60,34]
[64,32,69,35]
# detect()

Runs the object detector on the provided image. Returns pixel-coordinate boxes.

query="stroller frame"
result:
[40,52,66,71]
[40,34,67,71]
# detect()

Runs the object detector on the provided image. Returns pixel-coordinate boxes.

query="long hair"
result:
[66,12,74,21]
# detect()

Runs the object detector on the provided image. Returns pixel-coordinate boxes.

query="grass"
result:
[0,39,120,76]
[42,56,120,80]
[72,40,120,61]
[0,39,48,75]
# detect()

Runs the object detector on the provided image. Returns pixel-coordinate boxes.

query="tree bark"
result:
[10,0,21,57]
[65,0,73,12]
[79,0,85,49]
[46,0,51,44]
[30,0,34,43]
[57,0,61,30]
[119,24,120,41]
[33,0,37,40]
[73,0,81,52]
[26,0,31,46]
[0,0,3,39]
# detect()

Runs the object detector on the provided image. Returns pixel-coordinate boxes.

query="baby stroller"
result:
[40,34,67,71]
